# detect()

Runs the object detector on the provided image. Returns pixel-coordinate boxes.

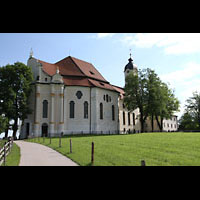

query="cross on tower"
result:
[30,48,33,58]
[129,48,132,58]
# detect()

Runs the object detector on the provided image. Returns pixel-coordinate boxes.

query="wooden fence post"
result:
[3,142,6,166]
[49,133,51,144]
[91,142,94,166]
[141,160,146,166]
[70,139,72,153]
[8,138,11,153]
[59,135,61,148]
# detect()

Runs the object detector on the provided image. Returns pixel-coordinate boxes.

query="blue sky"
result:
[1,33,200,120]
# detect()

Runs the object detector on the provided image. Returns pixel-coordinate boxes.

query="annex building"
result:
[20,52,178,139]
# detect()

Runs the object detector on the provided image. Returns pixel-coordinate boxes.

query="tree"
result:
[146,69,163,132]
[124,69,149,133]
[154,82,180,132]
[0,62,33,139]
[178,111,198,131]
[0,64,16,137]
[184,91,200,130]
[0,115,8,134]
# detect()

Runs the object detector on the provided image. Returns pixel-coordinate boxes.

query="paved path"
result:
[15,140,78,166]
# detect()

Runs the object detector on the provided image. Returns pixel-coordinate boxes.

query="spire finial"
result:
[30,48,33,58]
[129,49,133,62]
[130,48,132,58]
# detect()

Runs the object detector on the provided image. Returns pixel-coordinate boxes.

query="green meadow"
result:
[26,132,200,166]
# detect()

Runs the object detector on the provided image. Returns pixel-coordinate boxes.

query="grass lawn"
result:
[0,140,21,166]
[25,132,200,166]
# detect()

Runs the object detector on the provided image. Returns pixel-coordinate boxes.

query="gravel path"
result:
[15,140,78,166]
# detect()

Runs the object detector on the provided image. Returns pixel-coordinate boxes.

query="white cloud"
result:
[96,33,116,39]
[160,61,200,117]
[121,33,200,55]
[160,61,200,84]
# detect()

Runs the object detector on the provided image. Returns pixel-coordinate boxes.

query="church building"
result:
[20,52,178,139]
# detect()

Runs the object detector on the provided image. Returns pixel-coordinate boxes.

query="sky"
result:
[1,33,200,125]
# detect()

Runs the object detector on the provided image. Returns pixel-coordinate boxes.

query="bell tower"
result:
[124,50,138,80]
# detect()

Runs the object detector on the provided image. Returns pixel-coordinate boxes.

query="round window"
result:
[76,91,83,99]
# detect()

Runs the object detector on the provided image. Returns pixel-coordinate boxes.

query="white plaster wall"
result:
[64,86,91,134]
[91,88,119,133]
[63,86,119,134]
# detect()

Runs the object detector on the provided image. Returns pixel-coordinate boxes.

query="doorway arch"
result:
[42,123,48,137]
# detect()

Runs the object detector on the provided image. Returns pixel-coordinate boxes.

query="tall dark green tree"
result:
[124,68,180,132]
[0,62,33,139]
[178,111,198,131]
[146,69,162,132]
[154,82,180,132]
[0,115,8,134]
[184,91,200,130]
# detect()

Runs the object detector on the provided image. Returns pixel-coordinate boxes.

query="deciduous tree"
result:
[0,62,33,139]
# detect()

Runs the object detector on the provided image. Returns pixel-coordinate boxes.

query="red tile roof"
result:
[111,85,125,99]
[55,56,85,77]
[38,59,57,76]
[63,77,93,87]
[37,56,123,94]
[88,79,117,92]
[70,57,108,83]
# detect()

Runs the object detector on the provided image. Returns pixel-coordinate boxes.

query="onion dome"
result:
[124,53,137,72]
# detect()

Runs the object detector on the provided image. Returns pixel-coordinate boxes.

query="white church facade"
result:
[20,52,178,139]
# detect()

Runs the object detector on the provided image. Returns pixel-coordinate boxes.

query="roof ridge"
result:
[70,56,93,65]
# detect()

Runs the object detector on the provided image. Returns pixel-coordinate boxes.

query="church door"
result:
[42,123,48,137]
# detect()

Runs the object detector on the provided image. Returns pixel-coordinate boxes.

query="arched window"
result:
[133,113,135,126]
[69,101,75,118]
[42,100,48,118]
[123,111,126,125]
[112,105,115,121]
[100,103,103,120]
[128,112,130,125]
[84,101,88,119]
